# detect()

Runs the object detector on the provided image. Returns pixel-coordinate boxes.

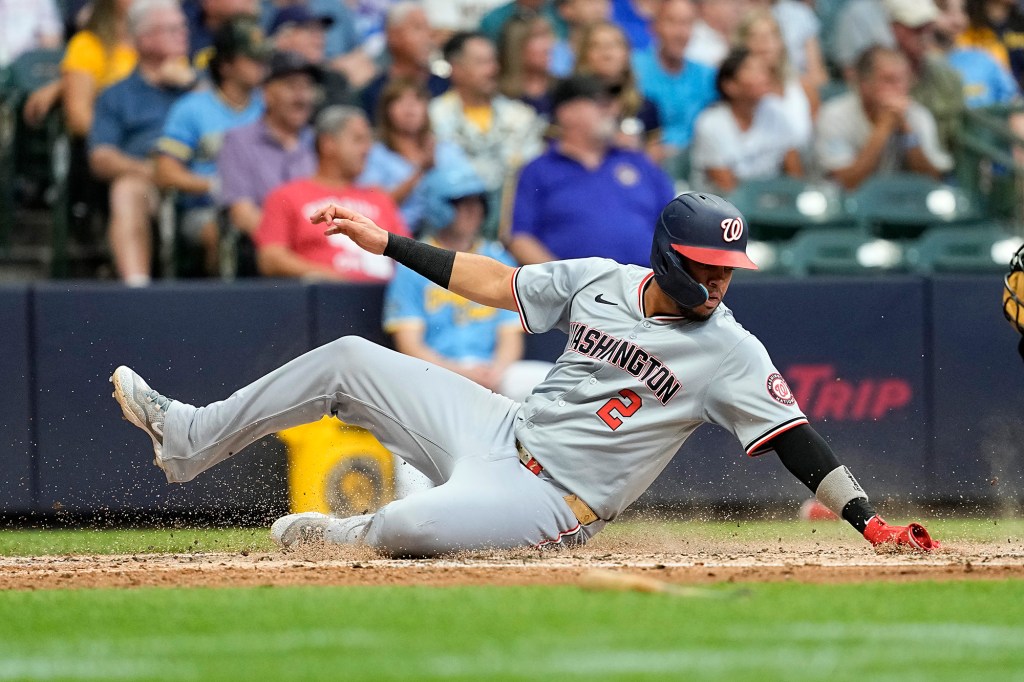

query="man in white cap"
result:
[833,0,963,155]
[884,0,965,154]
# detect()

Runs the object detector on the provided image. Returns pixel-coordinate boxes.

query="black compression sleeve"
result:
[383,233,456,289]
[771,424,876,533]
[772,424,839,490]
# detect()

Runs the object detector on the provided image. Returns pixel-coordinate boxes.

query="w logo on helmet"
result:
[720,217,744,242]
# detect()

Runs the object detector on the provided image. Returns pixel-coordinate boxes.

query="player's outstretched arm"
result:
[770,425,939,551]
[313,204,517,310]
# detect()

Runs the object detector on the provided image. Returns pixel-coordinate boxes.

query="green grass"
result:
[1,521,1022,680]
[0,528,274,556]
[1,581,1022,681]
[1,518,1021,556]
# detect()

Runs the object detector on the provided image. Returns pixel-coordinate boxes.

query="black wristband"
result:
[383,233,456,289]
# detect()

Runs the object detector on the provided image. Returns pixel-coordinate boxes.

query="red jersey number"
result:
[597,389,643,430]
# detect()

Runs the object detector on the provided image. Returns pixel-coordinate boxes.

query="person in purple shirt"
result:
[217,50,320,258]
[505,74,675,267]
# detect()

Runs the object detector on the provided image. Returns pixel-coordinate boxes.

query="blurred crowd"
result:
[2,0,1023,288]
[3,0,1022,426]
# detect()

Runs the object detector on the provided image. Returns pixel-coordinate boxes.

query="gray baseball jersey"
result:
[512,258,808,521]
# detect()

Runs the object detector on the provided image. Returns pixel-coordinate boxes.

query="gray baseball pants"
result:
[160,337,590,556]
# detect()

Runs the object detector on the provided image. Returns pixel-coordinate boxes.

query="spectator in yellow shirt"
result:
[62,0,138,138]
[22,0,137,131]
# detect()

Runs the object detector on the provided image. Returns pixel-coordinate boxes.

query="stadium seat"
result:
[0,49,64,258]
[847,173,984,239]
[666,146,692,186]
[216,207,259,280]
[728,177,852,241]
[904,224,1024,274]
[778,228,905,276]
[954,104,1024,221]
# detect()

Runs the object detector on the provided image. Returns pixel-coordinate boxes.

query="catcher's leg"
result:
[150,336,517,483]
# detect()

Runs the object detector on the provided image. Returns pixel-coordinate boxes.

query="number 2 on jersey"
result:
[597,389,643,430]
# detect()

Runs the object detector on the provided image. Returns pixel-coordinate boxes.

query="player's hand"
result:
[311,204,388,255]
[863,516,940,551]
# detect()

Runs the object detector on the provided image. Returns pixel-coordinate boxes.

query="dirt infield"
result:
[3,534,1023,591]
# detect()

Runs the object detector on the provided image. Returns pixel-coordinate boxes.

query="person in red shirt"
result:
[255,105,410,281]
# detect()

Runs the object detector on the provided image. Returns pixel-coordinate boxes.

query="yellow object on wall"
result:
[278,417,394,515]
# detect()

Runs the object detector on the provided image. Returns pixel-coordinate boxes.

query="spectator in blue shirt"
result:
[155,15,267,275]
[383,163,553,499]
[386,164,549,400]
[505,74,676,267]
[360,78,476,233]
[936,0,1020,108]
[631,0,717,158]
[88,0,196,286]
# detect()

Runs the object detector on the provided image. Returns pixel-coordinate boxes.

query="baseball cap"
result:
[269,6,335,36]
[265,50,324,84]
[550,74,613,111]
[213,16,272,61]
[883,0,939,28]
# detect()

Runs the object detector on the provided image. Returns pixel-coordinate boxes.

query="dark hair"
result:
[376,77,432,150]
[498,15,553,99]
[83,0,123,52]
[208,50,227,86]
[443,30,490,63]
[714,47,752,101]
[964,0,990,30]
[853,44,906,81]
[574,21,645,118]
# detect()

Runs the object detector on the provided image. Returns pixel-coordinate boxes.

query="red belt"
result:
[516,441,600,526]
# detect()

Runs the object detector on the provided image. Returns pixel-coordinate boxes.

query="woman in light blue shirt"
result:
[360,78,475,234]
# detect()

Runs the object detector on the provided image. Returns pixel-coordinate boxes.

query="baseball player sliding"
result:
[111,192,939,556]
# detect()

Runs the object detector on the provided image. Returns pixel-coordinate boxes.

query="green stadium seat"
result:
[665,146,692,185]
[778,228,905,276]
[904,225,1024,274]
[0,49,64,260]
[847,173,984,240]
[728,177,853,241]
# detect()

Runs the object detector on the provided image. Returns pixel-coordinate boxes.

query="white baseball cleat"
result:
[270,512,333,548]
[110,366,174,472]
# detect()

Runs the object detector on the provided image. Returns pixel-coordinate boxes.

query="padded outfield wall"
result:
[0,276,1021,515]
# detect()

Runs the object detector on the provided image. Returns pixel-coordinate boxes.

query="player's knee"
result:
[326,336,378,365]
[364,503,446,558]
